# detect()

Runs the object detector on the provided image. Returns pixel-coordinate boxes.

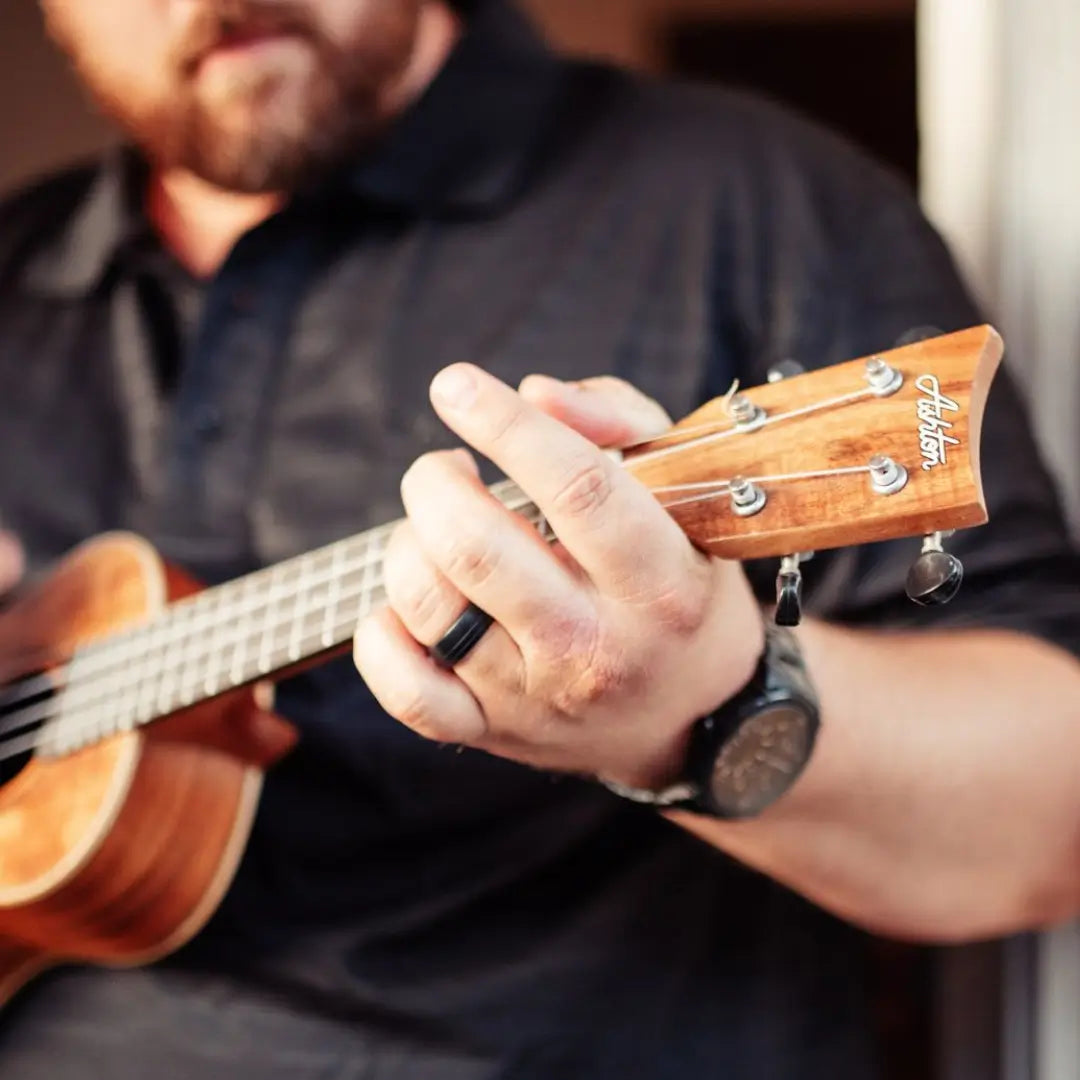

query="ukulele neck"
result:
[47,482,543,754]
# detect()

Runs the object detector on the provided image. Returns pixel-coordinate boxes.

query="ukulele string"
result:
[0,458,860,761]
[0,382,882,762]
[623,387,876,468]
[0,485,536,719]
[0,507,551,750]
[653,465,872,511]
[0,383,848,720]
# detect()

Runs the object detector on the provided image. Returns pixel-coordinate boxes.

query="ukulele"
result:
[0,324,1003,1006]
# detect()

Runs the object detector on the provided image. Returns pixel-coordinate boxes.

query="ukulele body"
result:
[0,533,296,1007]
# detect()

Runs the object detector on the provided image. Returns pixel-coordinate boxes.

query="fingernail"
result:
[431,365,478,410]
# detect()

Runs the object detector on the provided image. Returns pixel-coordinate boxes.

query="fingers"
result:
[399,447,593,641]
[382,520,470,647]
[353,607,488,744]
[428,364,692,598]
[381,518,525,692]
[519,374,673,448]
[0,531,24,596]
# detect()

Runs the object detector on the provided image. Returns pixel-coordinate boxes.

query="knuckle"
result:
[443,531,501,588]
[552,459,615,520]
[485,398,528,445]
[383,534,446,631]
[552,653,639,713]
[526,607,598,662]
[529,614,643,714]
[648,581,711,637]
[400,577,450,631]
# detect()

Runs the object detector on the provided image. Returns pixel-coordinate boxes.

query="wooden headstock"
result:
[626,325,1003,561]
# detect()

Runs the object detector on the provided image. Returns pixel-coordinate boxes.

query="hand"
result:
[352,367,765,791]
[0,530,23,598]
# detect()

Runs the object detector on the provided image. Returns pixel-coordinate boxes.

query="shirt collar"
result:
[23,1,566,298]
[22,146,151,297]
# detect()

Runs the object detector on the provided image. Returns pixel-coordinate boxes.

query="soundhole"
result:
[0,671,52,788]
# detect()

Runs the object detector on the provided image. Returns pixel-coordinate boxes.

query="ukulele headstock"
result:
[625,325,1004,620]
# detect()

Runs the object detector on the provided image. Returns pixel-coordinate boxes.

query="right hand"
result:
[0,531,24,597]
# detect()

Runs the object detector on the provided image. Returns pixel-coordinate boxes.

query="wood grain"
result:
[0,534,295,1008]
[627,325,1002,559]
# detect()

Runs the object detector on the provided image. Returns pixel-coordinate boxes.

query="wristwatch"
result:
[599,623,820,820]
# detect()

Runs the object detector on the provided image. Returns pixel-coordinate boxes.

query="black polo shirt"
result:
[1,3,1078,1078]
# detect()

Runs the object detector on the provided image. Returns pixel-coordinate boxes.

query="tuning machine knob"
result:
[767,359,805,383]
[906,532,963,606]
[774,552,813,627]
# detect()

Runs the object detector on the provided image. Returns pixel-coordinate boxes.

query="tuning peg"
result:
[775,554,804,627]
[906,532,963,606]
[767,359,805,384]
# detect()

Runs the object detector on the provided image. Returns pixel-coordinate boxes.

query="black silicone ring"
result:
[429,603,495,669]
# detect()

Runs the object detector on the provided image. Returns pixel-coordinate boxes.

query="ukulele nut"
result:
[869,455,909,496]
[730,476,767,517]
[865,357,904,397]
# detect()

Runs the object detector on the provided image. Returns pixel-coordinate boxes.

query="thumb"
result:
[0,531,25,597]
[519,374,672,448]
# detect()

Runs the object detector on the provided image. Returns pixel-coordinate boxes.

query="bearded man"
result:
[0,2,1078,1077]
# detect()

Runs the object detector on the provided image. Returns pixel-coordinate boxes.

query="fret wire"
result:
[153,594,185,717]
[175,589,213,709]
[133,607,169,726]
[229,572,259,685]
[257,562,288,675]
[287,551,312,663]
[358,532,375,623]
[201,583,232,698]
[322,541,346,648]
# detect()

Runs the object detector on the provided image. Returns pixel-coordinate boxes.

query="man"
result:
[0,0,1078,1076]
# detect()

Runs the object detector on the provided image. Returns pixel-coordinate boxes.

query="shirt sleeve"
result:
[729,127,1080,660]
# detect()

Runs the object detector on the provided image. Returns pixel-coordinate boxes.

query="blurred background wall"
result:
[1,1,1077,1077]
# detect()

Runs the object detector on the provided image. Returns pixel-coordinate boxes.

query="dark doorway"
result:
[660,13,919,186]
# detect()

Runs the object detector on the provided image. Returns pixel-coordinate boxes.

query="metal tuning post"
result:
[869,455,908,496]
[729,477,766,517]
[864,356,903,397]
[775,554,805,627]
[727,393,767,433]
[906,532,963,607]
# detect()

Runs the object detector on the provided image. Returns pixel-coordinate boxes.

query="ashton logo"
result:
[915,374,961,471]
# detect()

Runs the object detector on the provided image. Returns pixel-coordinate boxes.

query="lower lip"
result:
[198,32,303,73]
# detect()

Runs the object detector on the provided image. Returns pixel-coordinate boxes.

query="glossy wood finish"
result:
[0,534,295,1008]
[626,325,1002,559]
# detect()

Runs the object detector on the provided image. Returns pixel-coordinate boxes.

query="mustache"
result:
[173,0,320,73]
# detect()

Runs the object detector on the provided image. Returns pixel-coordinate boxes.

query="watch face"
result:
[709,703,814,818]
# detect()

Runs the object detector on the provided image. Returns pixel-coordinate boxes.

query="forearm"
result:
[669,621,1080,943]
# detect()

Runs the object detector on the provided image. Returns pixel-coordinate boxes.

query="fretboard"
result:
[44,481,543,755]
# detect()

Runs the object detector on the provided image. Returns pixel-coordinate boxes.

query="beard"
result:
[60,0,419,193]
